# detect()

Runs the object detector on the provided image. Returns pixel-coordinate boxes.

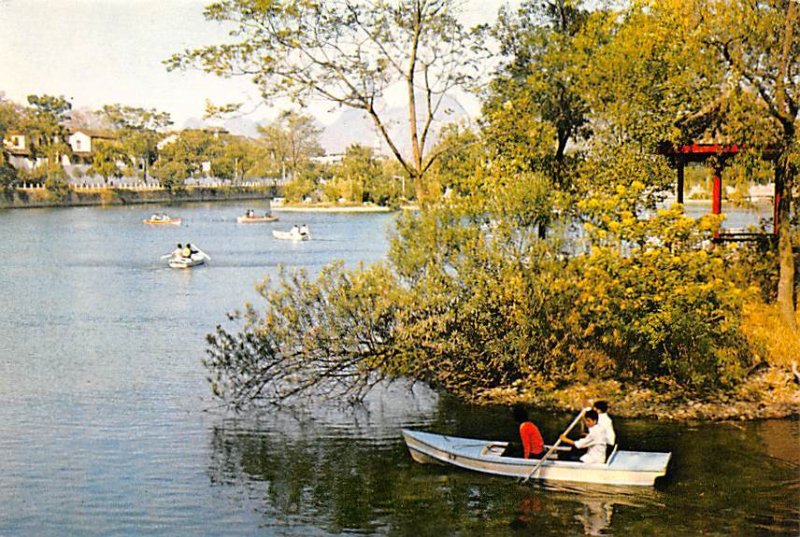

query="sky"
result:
[0,0,518,135]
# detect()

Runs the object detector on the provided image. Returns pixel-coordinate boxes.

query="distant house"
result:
[67,129,116,165]
[2,131,34,170]
[311,153,345,166]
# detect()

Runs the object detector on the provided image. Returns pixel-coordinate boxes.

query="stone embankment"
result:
[0,186,272,209]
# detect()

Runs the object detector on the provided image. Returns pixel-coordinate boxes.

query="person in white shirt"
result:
[593,400,616,457]
[559,410,607,464]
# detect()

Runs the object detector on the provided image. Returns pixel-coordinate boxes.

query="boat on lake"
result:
[272,225,311,241]
[143,213,182,225]
[236,211,279,224]
[167,248,210,269]
[402,429,671,487]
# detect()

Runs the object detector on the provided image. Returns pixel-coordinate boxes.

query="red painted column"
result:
[712,168,722,215]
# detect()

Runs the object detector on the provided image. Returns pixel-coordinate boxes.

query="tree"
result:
[695,0,799,327]
[210,135,258,183]
[334,144,383,203]
[0,97,22,192]
[482,0,598,238]
[152,129,217,190]
[21,94,72,187]
[166,0,488,204]
[257,111,323,182]
[489,0,592,172]
[87,139,124,184]
[100,104,172,182]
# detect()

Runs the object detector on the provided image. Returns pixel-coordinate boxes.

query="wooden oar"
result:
[521,408,586,484]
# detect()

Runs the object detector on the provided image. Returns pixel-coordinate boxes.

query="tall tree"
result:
[489,0,592,171]
[166,0,487,204]
[100,105,172,183]
[257,111,323,182]
[22,94,72,186]
[0,97,22,191]
[697,0,799,327]
[482,0,598,237]
[87,139,124,185]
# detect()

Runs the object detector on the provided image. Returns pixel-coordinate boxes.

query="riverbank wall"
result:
[0,186,274,209]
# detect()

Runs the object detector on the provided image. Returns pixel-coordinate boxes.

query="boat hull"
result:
[144,218,181,226]
[168,256,205,269]
[402,429,670,487]
[272,229,310,241]
[237,215,279,223]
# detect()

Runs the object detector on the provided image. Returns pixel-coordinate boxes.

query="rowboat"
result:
[402,429,671,487]
[143,214,182,225]
[236,214,279,224]
[168,250,210,269]
[272,227,310,241]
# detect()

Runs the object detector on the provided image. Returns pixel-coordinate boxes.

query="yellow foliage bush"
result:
[741,302,800,367]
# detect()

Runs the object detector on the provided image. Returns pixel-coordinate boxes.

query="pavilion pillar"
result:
[711,167,722,215]
[676,157,685,204]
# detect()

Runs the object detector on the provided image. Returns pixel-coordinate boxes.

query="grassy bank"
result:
[476,304,800,421]
[1,185,273,209]
[477,366,799,421]
[272,202,394,213]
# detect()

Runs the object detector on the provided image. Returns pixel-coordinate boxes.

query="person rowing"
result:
[558,409,606,464]
[592,400,616,458]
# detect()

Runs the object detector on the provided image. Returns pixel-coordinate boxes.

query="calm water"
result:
[0,202,797,536]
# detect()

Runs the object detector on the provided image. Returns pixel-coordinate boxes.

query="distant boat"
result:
[144,214,181,225]
[402,429,671,487]
[236,212,279,224]
[272,226,310,241]
[167,249,210,269]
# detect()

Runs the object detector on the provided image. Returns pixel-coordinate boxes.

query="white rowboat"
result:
[272,228,310,241]
[236,214,279,224]
[168,250,210,269]
[144,216,182,225]
[402,429,671,487]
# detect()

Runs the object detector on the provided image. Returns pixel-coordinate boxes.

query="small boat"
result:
[272,226,311,241]
[402,429,671,487]
[236,213,279,224]
[167,249,210,269]
[144,214,182,226]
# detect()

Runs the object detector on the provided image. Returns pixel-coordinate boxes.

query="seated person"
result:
[559,409,606,464]
[593,400,616,458]
[504,404,545,459]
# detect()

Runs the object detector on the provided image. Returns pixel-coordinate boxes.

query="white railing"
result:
[17,178,278,192]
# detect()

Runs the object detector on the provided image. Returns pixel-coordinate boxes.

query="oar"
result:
[521,408,586,484]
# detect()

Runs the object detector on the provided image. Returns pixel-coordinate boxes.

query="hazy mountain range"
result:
[183,94,472,156]
[65,94,473,158]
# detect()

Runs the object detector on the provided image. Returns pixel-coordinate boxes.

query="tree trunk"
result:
[776,160,797,329]
[775,0,797,329]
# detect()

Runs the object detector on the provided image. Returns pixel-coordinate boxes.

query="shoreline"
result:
[272,204,394,213]
[475,367,800,421]
[1,186,272,209]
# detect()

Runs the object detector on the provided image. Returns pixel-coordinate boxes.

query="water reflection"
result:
[512,493,615,535]
[206,396,799,537]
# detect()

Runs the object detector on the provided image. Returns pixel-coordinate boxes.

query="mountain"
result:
[319,95,470,156]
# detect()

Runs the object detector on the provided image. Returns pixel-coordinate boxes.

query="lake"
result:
[0,202,797,536]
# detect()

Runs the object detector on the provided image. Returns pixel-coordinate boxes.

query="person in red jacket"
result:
[513,404,545,459]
